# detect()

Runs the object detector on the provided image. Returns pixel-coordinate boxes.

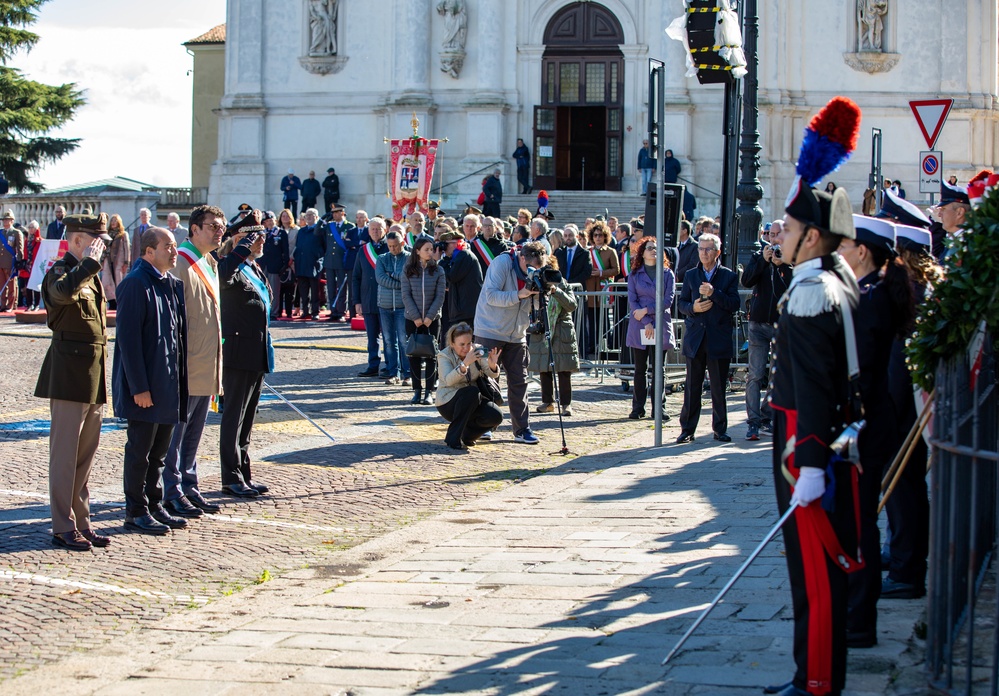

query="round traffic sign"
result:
[922,155,940,175]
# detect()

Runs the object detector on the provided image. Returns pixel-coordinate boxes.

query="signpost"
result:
[909,99,953,150]
[919,150,943,195]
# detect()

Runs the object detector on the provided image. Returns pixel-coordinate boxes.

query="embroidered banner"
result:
[390,138,440,217]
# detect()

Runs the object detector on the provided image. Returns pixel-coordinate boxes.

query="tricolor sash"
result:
[362,242,381,269]
[590,247,612,304]
[406,231,417,249]
[177,241,219,304]
[472,238,495,266]
[620,248,631,277]
[239,261,275,373]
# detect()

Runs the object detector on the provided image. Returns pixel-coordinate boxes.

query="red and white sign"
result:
[909,99,953,150]
[918,150,943,194]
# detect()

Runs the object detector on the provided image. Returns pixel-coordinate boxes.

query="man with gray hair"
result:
[129,207,153,267]
[675,232,740,444]
[482,168,503,217]
[166,212,188,244]
[528,216,552,254]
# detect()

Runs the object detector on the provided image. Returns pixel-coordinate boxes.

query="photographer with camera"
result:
[435,323,503,451]
[741,220,793,440]
[474,240,554,445]
[527,256,579,417]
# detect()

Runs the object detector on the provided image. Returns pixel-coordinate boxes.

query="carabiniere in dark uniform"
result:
[34,212,114,551]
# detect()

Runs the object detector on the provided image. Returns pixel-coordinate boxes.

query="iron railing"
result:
[926,332,998,694]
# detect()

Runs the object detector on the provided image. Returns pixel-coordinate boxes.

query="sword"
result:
[662,501,799,665]
[263,381,336,442]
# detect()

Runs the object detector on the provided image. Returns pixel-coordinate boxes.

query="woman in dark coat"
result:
[626,236,676,420]
[527,254,579,416]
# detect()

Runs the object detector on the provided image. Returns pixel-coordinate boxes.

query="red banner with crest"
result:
[390,138,439,217]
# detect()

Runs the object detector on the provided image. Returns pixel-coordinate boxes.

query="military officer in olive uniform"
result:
[35,213,113,551]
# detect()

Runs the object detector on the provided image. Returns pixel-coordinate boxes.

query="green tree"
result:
[0,0,84,192]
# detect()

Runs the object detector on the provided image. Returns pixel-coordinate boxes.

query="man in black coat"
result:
[482,169,503,217]
[46,205,66,240]
[113,227,190,534]
[323,204,357,321]
[301,170,322,211]
[673,220,699,285]
[553,225,592,286]
[352,217,389,376]
[438,230,483,336]
[512,139,531,194]
[741,220,792,440]
[218,217,273,498]
[322,168,340,213]
[675,232,740,443]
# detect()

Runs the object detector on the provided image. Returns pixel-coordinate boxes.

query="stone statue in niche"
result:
[857,0,888,51]
[309,0,338,56]
[437,0,467,78]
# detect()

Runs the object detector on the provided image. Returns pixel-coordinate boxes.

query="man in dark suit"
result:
[218,216,274,498]
[675,232,740,443]
[35,213,113,551]
[673,220,699,285]
[553,225,593,287]
[46,205,66,240]
[113,227,190,535]
[323,204,357,321]
[352,217,389,376]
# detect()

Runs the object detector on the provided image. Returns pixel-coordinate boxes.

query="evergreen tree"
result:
[0,0,85,193]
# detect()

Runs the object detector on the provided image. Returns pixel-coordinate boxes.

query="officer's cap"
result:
[895,224,932,254]
[876,189,930,229]
[331,204,346,213]
[65,212,112,242]
[236,203,252,212]
[227,209,264,237]
[852,214,896,256]
[1,209,13,221]
[940,180,970,205]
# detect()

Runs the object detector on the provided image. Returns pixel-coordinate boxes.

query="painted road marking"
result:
[0,569,210,604]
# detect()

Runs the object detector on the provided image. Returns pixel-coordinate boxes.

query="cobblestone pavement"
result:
[0,314,682,683]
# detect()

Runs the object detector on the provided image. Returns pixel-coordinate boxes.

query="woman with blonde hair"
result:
[102,213,131,309]
[435,322,503,450]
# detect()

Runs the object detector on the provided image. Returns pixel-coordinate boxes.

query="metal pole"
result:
[650,59,665,447]
[734,0,762,270]
[663,501,799,665]
[263,381,336,442]
[581,157,586,191]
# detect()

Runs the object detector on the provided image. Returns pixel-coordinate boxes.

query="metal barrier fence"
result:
[568,284,751,386]
[926,333,998,694]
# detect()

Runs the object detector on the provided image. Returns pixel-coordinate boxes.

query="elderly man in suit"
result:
[218,214,274,497]
[113,227,190,535]
[675,232,740,443]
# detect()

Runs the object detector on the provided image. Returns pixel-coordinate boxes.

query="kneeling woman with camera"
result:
[436,322,504,450]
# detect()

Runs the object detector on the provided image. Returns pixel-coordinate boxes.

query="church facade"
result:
[211,0,999,219]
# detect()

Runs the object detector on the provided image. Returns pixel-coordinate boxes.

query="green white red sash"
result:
[406,231,417,248]
[362,242,381,269]
[620,248,631,277]
[177,241,219,304]
[472,238,495,266]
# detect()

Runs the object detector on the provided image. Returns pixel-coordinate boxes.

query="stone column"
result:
[474,0,502,102]
[395,0,431,98]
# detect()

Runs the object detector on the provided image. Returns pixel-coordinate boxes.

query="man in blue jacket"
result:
[293,208,326,319]
[113,227,190,535]
[280,169,302,219]
[675,232,740,443]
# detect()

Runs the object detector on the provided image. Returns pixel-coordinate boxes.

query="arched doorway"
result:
[533,2,624,192]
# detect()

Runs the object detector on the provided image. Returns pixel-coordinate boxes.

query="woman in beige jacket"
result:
[435,322,503,450]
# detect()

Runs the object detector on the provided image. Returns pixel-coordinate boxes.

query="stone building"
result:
[203,0,999,220]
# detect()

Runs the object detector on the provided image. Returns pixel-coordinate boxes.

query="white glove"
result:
[791,467,826,507]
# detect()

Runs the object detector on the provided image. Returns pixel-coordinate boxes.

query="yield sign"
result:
[909,99,954,150]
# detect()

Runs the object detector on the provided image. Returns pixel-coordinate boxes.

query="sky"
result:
[11,0,227,190]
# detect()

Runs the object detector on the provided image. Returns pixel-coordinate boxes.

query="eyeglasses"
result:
[644,246,657,253]
[698,246,716,253]
[205,222,226,232]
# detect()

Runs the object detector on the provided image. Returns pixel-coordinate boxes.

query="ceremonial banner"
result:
[390,138,439,216]
[27,239,67,290]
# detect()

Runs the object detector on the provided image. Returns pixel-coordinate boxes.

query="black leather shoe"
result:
[248,481,269,494]
[357,369,379,377]
[52,530,92,551]
[675,431,695,443]
[660,410,672,422]
[714,432,732,443]
[124,514,170,535]
[187,491,221,514]
[378,369,391,378]
[222,483,259,498]
[763,682,792,695]
[628,410,646,420]
[165,496,204,518]
[881,576,925,599]
[80,528,111,547]
[151,506,189,529]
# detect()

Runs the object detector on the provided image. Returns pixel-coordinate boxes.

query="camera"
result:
[473,346,486,358]
[769,243,782,260]
[433,240,449,253]
[524,265,562,293]
[527,321,545,335]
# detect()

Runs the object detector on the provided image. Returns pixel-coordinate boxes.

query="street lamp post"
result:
[735,0,763,269]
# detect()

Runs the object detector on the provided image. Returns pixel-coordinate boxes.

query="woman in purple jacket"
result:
[626,236,675,420]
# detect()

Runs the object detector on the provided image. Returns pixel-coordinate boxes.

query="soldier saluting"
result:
[34,212,113,551]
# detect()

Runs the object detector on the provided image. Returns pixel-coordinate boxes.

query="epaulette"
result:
[785,272,840,317]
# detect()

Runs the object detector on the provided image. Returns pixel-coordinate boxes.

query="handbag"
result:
[405,325,437,358]
[476,373,504,406]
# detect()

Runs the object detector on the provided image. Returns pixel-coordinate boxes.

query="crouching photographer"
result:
[436,323,503,451]
[473,241,557,445]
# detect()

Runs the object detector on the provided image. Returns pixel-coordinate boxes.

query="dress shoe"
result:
[357,369,379,377]
[675,431,695,444]
[80,528,111,547]
[124,514,170,535]
[660,410,671,422]
[249,481,269,494]
[628,410,646,420]
[222,483,259,498]
[881,576,925,599]
[187,491,221,514]
[847,629,877,648]
[52,530,92,551]
[714,432,732,442]
[165,496,204,518]
[445,441,468,451]
[378,369,391,378]
[151,506,189,529]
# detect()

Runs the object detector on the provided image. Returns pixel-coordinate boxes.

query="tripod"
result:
[534,288,571,456]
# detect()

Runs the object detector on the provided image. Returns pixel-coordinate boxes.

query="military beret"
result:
[438,231,462,242]
[1,209,14,221]
[65,212,112,242]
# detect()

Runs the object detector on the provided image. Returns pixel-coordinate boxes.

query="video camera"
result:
[524,265,562,294]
